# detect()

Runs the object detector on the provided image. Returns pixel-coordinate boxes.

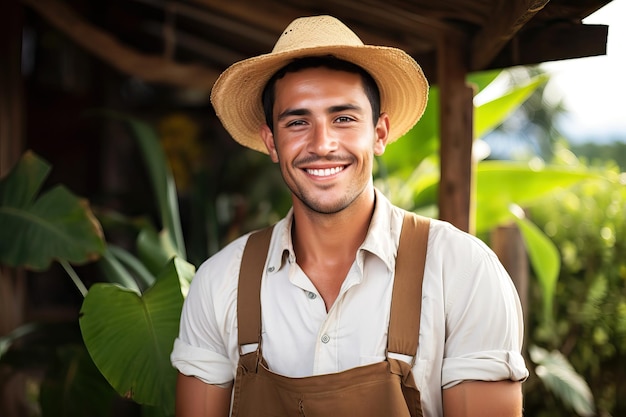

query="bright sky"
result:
[541,0,626,143]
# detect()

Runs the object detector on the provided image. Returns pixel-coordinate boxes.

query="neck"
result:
[291,187,376,265]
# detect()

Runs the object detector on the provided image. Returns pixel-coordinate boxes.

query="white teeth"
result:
[306,166,344,177]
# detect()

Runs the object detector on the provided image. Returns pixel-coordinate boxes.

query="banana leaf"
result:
[513,214,561,326]
[475,161,604,233]
[529,345,596,416]
[475,74,549,139]
[79,257,194,414]
[467,69,501,93]
[0,151,105,270]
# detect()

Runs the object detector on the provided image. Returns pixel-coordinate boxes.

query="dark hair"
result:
[261,56,381,132]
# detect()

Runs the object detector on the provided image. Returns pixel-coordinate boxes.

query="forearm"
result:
[443,380,523,417]
[175,373,232,417]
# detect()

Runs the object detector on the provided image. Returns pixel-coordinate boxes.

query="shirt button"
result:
[306,291,317,299]
[267,266,275,272]
[321,334,330,344]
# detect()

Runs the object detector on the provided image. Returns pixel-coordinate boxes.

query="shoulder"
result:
[183,232,252,317]
[194,233,250,284]
[427,218,500,265]
[422,218,515,309]
[181,226,271,336]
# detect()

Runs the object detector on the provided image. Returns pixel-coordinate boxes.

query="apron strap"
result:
[237,226,274,347]
[388,213,431,359]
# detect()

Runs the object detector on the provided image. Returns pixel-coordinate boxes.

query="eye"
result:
[286,119,307,127]
[335,116,355,123]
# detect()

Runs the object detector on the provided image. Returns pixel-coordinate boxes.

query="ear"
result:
[260,125,279,162]
[373,113,390,156]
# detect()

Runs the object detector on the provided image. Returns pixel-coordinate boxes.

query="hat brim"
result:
[211,45,429,154]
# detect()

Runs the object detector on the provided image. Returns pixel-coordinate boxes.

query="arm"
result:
[175,372,232,417]
[437,231,528,416]
[443,380,522,417]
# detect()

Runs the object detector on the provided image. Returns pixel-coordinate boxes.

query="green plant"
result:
[0,115,194,416]
[0,150,106,274]
[526,164,626,416]
[75,114,196,416]
[0,151,113,416]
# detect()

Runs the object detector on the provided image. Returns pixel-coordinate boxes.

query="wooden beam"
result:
[289,0,456,42]
[190,0,454,55]
[488,23,609,69]
[131,0,278,50]
[190,0,303,35]
[300,0,462,59]
[21,0,221,91]
[140,20,248,67]
[535,0,612,21]
[471,0,550,70]
[438,33,474,233]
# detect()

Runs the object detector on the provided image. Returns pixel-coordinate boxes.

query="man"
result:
[171,15,528,416]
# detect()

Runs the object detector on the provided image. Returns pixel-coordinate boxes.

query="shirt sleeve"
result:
[170,338,233,387]
[440,230,529,389]
[170,240,244,386]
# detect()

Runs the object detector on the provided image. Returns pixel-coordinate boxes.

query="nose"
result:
[307,122,338,156]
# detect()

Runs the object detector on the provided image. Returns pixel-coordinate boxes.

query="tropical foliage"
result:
[0,151,115,416]
[525,162,626,416]
[0,151,105,273]
[0,115,195,416]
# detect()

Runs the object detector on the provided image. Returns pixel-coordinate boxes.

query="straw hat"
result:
[210,15,429,154]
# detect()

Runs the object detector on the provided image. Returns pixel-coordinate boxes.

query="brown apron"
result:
[232,213,430,417]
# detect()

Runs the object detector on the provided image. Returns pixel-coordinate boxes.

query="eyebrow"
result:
[277,104,364,121]
[277,108,310,121]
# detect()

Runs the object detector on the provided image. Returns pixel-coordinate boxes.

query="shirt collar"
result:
[358,188,400,272]
[265,209,294,274]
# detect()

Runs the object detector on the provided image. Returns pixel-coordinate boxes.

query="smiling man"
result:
[171,15,528,417]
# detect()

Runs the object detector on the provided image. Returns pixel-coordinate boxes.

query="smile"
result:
[305,166,345,177]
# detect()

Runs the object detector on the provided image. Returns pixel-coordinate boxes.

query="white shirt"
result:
[171,190,528,417]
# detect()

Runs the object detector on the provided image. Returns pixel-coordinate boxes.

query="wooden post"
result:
[0,2,29,417]
[491,224,529,326]
[437,33,475,233]
[0,0,26,338]
[0,0,24,176]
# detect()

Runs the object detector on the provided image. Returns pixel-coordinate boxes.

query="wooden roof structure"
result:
[2,0,613,231]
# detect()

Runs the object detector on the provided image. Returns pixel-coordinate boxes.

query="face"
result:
[260,67,389,215]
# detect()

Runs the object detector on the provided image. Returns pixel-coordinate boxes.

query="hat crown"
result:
[272,15,364,54]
